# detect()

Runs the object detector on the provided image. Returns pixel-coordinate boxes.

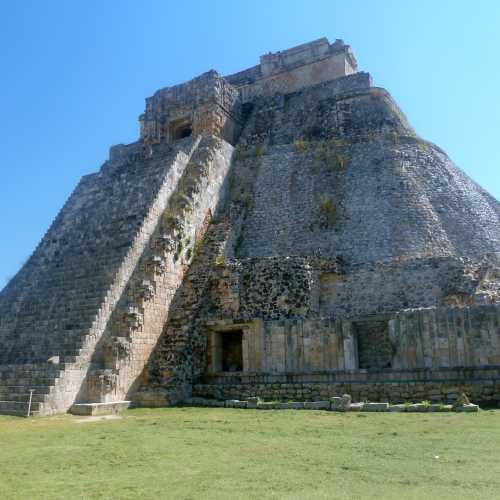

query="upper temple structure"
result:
[1,38,499,416]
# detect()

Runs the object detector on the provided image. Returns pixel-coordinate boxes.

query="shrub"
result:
[330,154,349,170]
[215,254,226,267]
[387,131,399,145]
[319,195,337,229]
[193,238,205,257]
[315,142,350,171]
[294,139,309,152]
[254,145,266,157]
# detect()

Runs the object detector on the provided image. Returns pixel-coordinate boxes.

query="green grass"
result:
[1,408,500,499]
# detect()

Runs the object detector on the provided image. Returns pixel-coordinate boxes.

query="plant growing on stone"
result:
[162,209,177,228]
[294,139,309,152]
[254,145,266,157]
[318,195,337,229]
[332,154,349,170]
[173,240,184,262]
[193,238,205,257]
[234,144,250,160]
[315,141,329,162]
[215,254,226,267]
[315,142,349,171]
[387,131,400,145]
[234,189,254,210]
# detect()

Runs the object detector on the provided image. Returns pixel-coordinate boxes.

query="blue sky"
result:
[1,0,499,286]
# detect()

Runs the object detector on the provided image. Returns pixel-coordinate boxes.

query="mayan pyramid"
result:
[1,38,499,416]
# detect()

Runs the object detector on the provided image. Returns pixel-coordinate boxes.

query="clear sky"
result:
[1,0,499,287]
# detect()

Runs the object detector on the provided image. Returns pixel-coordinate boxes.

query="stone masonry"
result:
[0,38,499,415]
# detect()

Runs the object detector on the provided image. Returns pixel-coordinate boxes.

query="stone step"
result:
[0,392,47,403]
[0,400,41,416]
[0,372,61,382]
[0,381,56,391]
[0,367,62,376]
[1,345,88,362]
[59,355,78,363]
[0,385,52,395]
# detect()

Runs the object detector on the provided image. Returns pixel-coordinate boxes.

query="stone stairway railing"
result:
[0,363,63,416]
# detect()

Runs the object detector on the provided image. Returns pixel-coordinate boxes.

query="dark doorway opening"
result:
[221,330,243,372]
[177,125,192,139]
[170,118,193,141]
[354,320,392,369]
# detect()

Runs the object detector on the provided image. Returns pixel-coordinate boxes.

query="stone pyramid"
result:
[1,38,499,416]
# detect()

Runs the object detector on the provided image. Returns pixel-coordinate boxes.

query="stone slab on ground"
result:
[274,402,305,410]
[304,401,330,410]
[456,404,480,412]
[225,400,247,408]
[348,402,364,411]
[363,402,390,412]
[69,401,131,416]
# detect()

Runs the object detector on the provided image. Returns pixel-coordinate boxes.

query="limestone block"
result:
[203,399,225,408]
[225,400,247,408]
[330,394,351,411]
[404,404,428,412]
[455,404,480,412]
[256,402,275,410]
[246,396,261,409]
[70,401,130,416]
[137,280,155,301]
[438,405,453,412]
[348,402,363,411]
[303,401,330,410]
[363,402,389,412]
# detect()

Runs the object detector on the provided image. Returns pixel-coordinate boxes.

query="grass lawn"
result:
[1,408,499,500]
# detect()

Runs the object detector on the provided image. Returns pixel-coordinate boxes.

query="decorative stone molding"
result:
[154,234,177,254]
[147,255,167,276]
[87,369,118,403]
[137,280,155,302]
[122,305,144,331]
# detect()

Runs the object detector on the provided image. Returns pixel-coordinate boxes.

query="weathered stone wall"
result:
[391,304,500,369]
[226,38,357,103]
[193,367,500,405]
[193,305,500,375]
[189,254,500,323]
[233,84,499,264]
[140,71,242,145]
[327,254,500,317]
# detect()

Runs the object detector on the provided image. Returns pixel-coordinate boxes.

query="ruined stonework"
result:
[1,37,499,415]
